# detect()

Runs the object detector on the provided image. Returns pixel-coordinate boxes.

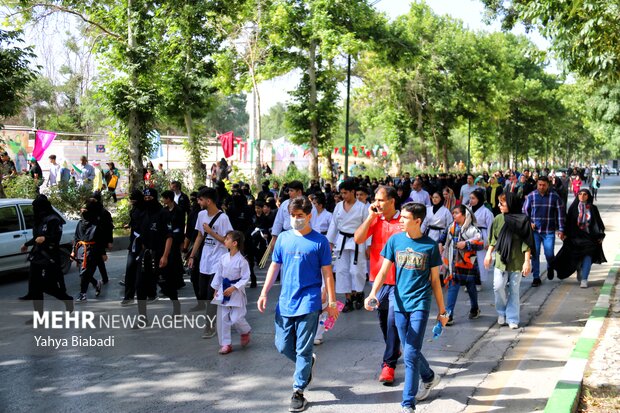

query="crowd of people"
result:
[17,160,609,412]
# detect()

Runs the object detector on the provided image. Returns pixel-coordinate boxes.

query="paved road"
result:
[1,176,618,413]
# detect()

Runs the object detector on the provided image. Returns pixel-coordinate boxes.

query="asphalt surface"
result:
[1,175,618,413]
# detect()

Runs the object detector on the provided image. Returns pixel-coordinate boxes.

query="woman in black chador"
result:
[21,195,74,314]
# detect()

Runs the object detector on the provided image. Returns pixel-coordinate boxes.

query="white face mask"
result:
[290,216,306,231]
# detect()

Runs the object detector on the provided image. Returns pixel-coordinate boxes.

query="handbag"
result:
[107,174,119,190]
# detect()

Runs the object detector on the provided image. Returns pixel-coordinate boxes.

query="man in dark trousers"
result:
[121,190,145,306]
[170,181,190,217]
[161,190,186,293]
[136,188,177,322]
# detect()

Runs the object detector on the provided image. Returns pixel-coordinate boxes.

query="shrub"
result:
[112,198,131,230]
[46,180,93,218]
[3,174,38,199]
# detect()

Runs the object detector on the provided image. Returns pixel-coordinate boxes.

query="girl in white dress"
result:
[211,231,252,354]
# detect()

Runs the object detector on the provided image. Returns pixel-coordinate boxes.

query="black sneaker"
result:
[120,299,135,306]
[289,390,307,412]
[532,278,542,287]
[354,293,364,310]
[468,308,480,319]
[119,280,126,286]
[307,353,316,386]
[95,280,102,297]
[446,315,454,326]
[342,299,353,313]
[546,268,555,280]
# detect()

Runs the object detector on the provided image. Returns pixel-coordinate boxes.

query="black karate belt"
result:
[424,225,445,236]
[338,231,359,265]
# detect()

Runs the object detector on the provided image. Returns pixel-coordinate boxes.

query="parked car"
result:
[0,199,77,274]
[608,167,619,175]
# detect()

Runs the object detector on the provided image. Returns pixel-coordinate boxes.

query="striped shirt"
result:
[522,190,565,234]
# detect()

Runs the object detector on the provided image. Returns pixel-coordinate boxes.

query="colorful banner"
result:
[33,130,57,160]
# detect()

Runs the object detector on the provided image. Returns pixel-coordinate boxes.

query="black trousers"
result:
[137,250,179,316]
[79,256,102,294]
[30,262,73,314]
[123,250,139,300]
[97,260,109,283]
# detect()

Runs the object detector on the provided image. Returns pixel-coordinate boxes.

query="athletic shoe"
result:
[379,363,395,386]
[119,280,125,286]
[218,345,232,355]
[547,267,555,280]
[202,329,216,339]
[468,308,481,319]
[307,353,316,386]
[401,407,415,413]
[354,293,364,310]
[240,332,251,347]
[342,299,353,313]
[476,285,482,292]
[498,315,506,326]
[188,304,206,312]
[120,298,135,306]
[446,315,454,326]
[580,280,588,288]
[95,280,103,297]
[147,296,158,303]
[75,293,87,303]
[416,373,441,401]
[313,338,323,345]
[531,278,542,287]
[509,323,519,329]
[289,390,307,412]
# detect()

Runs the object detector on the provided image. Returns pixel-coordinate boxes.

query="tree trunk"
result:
[127,0,143,191]
[442,142,449,173]
[308,40,319,180]
[252,74,262,186]
[184,112,204,188]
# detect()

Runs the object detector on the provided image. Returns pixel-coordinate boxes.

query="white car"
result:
[0,199,77,274]
[608,167,619,175]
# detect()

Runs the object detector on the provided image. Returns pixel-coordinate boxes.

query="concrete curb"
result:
[543,252,620,413]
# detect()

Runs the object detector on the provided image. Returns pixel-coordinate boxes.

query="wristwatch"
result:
[328,302,337,309]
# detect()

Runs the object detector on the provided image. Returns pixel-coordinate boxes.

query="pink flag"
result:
[218,131,235,158]
[33,130,57,160]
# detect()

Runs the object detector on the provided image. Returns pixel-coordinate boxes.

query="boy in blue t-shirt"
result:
[365,202,448,412]
[258,196,338,413]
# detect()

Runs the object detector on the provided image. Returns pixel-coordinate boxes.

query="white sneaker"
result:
[509,323,519,329]
[498,316,506,326]
[580,280,588,288]
[476,285,482,292]
[313,338,323,345]
[416,373,440,401]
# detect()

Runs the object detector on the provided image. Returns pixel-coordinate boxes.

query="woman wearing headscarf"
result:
[558,188,606,288]
[422,191,453,243]
[469,189,495,290]
[486,176,503,216]
[484,192,535,329]
[20,195,74,314]
[443,187,457,211]
[439,204,484,325]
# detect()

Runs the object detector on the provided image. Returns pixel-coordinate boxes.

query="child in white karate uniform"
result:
[211,231,252,354]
